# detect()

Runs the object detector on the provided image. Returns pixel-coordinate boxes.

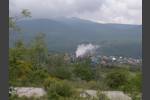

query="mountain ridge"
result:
[10,18,142,58]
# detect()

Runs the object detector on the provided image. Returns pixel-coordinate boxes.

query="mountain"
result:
[10,18,142,58]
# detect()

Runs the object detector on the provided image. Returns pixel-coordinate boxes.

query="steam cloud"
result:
[75,43,99,58]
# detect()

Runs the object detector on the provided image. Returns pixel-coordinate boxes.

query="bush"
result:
[73,63,95,81]
[43,76,59,90]
[28,68,49,86]
[121,72,142,94]
[129,92,142,100]
[131,72,142,92]
[105,70,129,89]
[97,91,110,100]
[9,60,33,86]
[87,81,98,89]
[44,77,74,100]
[50,66,72,80]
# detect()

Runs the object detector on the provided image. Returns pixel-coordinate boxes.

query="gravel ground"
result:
[14,87,46,98]
[82,90,132,100]
[13,87,132,100]
[103,91,132,100]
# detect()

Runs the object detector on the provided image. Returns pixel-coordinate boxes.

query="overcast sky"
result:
[9,0,142,25]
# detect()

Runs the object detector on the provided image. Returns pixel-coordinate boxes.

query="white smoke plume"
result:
[75,43,99,58]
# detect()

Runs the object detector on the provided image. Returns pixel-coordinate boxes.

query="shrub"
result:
[97,91,110,100]
[73,63,95,81]
[44,77,74,100]
[50,66,72,80]
[28,68,49,86]
[9,60,33,86]
[87,81,98,89]
[121,72,142,94]
[43,76,59,90]
[129,92,142,100]
[105,70,129,89]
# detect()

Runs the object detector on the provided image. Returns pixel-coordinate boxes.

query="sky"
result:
[9,0,142,25]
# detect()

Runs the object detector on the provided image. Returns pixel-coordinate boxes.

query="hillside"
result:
[10,18,142,58]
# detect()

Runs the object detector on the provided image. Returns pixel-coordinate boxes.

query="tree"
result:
[9,9,31,47]
[9,9,31,32]
[21,9,31,18]
[29,33,48,68]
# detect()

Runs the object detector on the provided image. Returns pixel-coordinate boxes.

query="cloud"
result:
[9,0,142,24]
